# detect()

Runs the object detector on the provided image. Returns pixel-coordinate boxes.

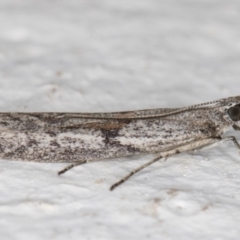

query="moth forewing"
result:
[0,96,240,190]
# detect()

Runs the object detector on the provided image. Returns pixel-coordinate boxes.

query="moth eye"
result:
[228,105,240,121]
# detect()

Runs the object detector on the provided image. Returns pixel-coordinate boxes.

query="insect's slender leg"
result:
[222,136,240,152]
[110,155,163,191]
[58,160,87,175]
[110,137,228,191]
[199,136,240,152]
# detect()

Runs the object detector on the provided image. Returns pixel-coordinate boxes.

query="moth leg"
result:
[220,136,240,152]
[110,137,225,191]
[58,160,87,175]
[196,136,240,152]
[110,155,163,191]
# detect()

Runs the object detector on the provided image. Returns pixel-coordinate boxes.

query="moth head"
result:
[227,103,240,130]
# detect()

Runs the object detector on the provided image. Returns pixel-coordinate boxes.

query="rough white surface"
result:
[0,0,240,239]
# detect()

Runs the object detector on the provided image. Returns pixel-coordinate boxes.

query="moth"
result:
[0,96,240,190]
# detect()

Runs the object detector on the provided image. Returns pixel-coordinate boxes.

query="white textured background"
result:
[0,1,240,240]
